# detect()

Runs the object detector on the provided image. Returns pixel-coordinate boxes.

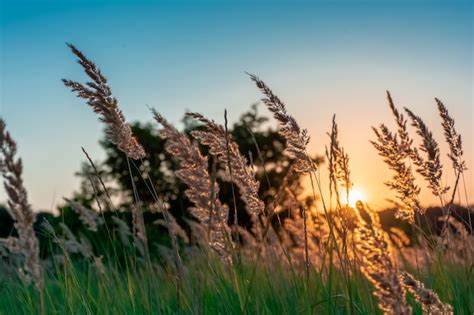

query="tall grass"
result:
[0,44,472,314]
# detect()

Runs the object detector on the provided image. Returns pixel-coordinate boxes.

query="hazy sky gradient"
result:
[1,0,472,211]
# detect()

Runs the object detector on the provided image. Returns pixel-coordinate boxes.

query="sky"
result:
[0,0,472,212]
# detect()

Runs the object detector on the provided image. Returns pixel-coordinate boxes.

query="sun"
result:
[342,188,366,208]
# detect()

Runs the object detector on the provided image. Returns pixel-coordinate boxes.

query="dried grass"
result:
[188,112,264,240]
[64,198,104,232]
[153,109,232,264]
[0,119,43,290]
[371,93,423,223]
[399,271,453,314]
[63,44,145,160]
[354,202,411,314]
[1,47,469,314]
[248,74,312,173]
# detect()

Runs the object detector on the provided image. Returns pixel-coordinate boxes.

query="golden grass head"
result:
[63,43,145,160]
[154,109,233,264]
[0,119,43,291]
[399,271,453,314]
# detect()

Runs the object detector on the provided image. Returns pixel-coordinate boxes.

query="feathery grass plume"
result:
[59,223,94,258]
[64,198,104,232]
[62,44,148,252]
[62,43,145,160]
[325,144,338,207]
[0,119,43,291]
[387,93,449,201]
[354,202,411,314]
[371,124,421,223]
[404,107,448,197]
[436,98,466,204]
[436,98,466,174]
[327,115,352,207]
[153,110,232,264]
[326,121,338,205]
[386,91,414,153]
[249,74,319,279]
[324,116,360,271]
[248,74,312,173]
[439,215,469,240]
[399,271,453,314]
[372,92,424,222]
[187,112,264,239]
[437,215,474,263]
[112,216,132,246]
[58,223,105,274]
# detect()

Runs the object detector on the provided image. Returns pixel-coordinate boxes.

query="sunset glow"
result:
[1,1,471,210]
[342,188,366,208]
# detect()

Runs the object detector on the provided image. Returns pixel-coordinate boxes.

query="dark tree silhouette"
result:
[74,104,321,230]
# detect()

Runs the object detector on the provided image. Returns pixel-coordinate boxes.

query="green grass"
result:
[1,248,472,315]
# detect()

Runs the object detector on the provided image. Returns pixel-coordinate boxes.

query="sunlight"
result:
[342,188,366,208]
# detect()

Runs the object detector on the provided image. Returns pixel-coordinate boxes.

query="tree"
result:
[74,104,322,230]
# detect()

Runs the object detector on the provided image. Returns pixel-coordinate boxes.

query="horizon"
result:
[1,0,472,211]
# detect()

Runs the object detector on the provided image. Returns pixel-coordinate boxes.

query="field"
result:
[0,44,472,315]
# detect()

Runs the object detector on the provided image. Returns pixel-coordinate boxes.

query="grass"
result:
[1,251,472,314]
[0,43,472,314]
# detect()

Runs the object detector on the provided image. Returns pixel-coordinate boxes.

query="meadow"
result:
[0,44,472,314]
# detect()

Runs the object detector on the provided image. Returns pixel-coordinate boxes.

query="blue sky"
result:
[1,0,472,211]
